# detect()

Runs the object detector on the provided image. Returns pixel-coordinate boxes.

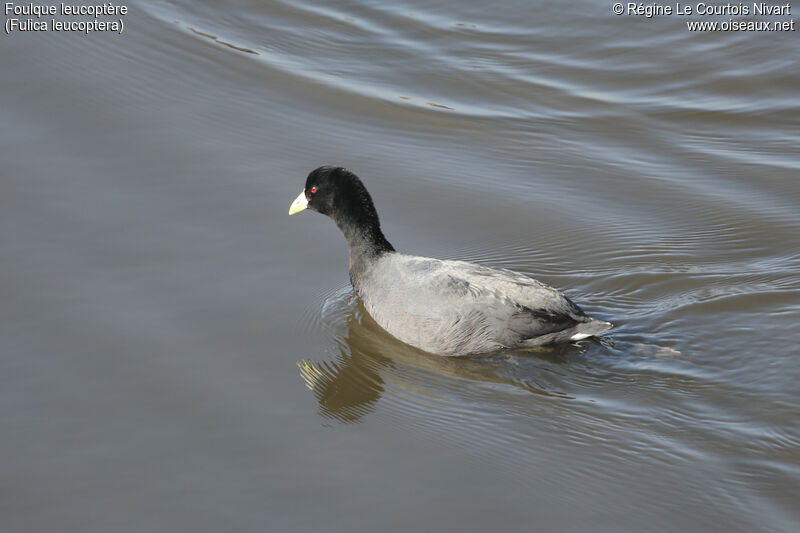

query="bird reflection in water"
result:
[298,300,585,423]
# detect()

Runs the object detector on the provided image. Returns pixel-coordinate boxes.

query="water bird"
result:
[289,166,612,356]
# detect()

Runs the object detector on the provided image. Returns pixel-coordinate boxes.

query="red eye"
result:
[310,186,318,194]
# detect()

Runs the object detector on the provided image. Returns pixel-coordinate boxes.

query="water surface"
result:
[1,1,798,531]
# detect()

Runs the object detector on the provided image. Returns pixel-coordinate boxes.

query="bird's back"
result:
[353,253,599,356]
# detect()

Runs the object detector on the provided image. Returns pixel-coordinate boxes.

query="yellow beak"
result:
[288,189,308,215]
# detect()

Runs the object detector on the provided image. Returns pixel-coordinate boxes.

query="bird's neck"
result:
[335,216,394,284]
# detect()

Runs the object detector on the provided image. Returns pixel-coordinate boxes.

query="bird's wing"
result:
[362,255,586,352]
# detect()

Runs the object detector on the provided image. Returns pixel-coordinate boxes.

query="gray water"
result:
[2,1,799,531]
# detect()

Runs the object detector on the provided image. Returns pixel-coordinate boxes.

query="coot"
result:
[289,166,612,356]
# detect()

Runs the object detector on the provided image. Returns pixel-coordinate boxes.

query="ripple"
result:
[186,26,258,55]
[299,284,354,344]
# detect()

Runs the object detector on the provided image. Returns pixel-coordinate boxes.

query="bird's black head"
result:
[303,166,352,217]
[289,166,394,255]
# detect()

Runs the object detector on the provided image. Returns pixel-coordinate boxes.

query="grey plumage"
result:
[290,166,612,356]
[354,254,611,356]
